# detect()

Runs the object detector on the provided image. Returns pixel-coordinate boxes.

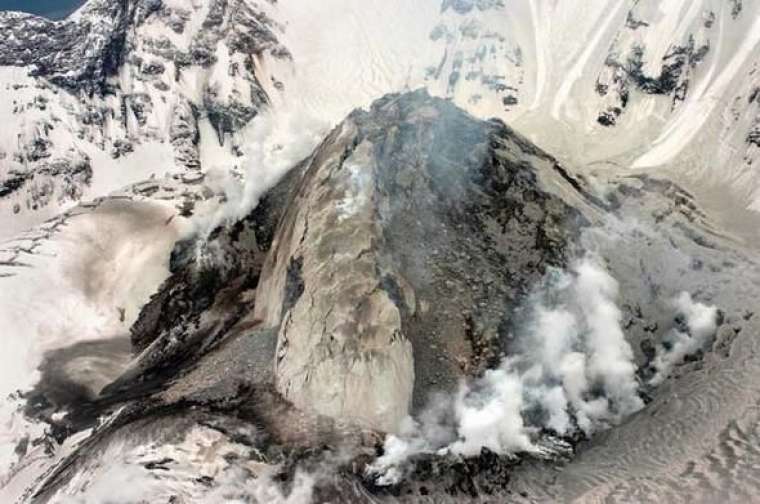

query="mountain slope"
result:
[2,1,760,503]
[4,91,759,504]
[0,0,289,237]
[2,0,760,237]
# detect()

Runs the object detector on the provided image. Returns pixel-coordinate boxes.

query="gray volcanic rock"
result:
[22,91,598,501]
[17,92,760,504]
[252,90,591,431]
[114,180,293,397]
[4,1,760,501]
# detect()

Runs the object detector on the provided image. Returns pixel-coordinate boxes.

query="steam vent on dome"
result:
[1,1,760,503]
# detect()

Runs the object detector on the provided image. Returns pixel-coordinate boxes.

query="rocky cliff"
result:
[0,0,289,236]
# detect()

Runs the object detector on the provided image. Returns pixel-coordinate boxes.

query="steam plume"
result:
[649,292,718,385]
[368,255,645,484]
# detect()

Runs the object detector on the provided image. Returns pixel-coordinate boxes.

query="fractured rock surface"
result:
[254,90,589,431]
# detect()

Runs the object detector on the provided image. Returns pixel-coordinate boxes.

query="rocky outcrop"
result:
[0,0,290,225]
[0,0,286,95]
[749,128,760,147]
[597,34,710,126]
[112,182,292,399]
[251,91,588,431]
[169,99,201,169]
[18,90,593,502]
[0,4,132,94]
[748,118,760,147]
[1,141,92,212]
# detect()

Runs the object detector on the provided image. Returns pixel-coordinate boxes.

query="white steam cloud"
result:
[194,101,331,237]
[649,292,718,386]
[369,255,645,484]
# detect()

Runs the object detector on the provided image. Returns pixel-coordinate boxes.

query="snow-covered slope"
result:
[270,0,760,210]
[0,196,190,485]
[0,0,290,236]
[1,0,759,232]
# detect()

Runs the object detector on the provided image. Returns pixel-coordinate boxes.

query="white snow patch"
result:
[0,199,189,478]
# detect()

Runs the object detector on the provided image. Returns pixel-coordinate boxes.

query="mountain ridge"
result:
[1,0,760,238]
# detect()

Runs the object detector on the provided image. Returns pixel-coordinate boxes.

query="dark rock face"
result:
[120,193,288,396]
[748,120,760,147]
[625,10,649,30]
[0,0,291,219]
[0,0,166,94]
[0,174,27,198]
[749,87,760,104]
[204,84,268,146]
[169,99,201,169]
[597,25,711,123]
[621,38,709,98]
[730,0,743,19]
[0,144,92,210]
[597,107,621,127]
[0,5,129,94]
[0,0,286,95]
